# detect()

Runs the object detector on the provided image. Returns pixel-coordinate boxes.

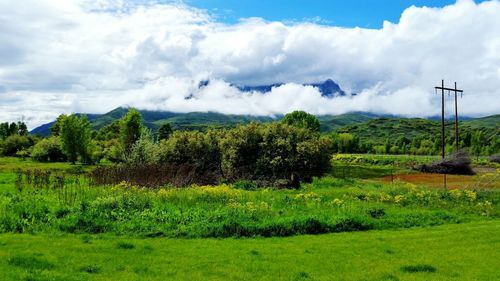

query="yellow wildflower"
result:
[464,190,477,201]
[394,195,405,204]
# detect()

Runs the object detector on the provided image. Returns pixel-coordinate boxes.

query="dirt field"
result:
[376,171,499,189]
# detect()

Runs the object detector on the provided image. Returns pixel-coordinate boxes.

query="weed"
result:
[400,264,437,273]
[380,274,400,281]
[80,264,101,274]
[294,271,310,280]
[7,255,55,271]
[368,207,386,218]
[117,242,135,249]
[80,235,92,244]
[234,180,258,190]
[143,245,154,253]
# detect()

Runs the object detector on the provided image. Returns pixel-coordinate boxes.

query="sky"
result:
[0,0,499,129]
[185,0,485,27]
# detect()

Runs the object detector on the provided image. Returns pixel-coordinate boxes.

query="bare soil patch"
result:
[376,172,499,189]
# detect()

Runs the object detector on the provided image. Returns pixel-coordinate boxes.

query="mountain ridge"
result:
[30,107,499,140]
[233,79,346,97]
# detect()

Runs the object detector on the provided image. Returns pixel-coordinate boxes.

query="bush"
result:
[221,123,331,186]
[0,135,33,156]
[125,131,160,165]
[159,130,222,182]
[31,137,66,162]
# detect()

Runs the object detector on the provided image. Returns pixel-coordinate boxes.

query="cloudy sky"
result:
[0,0,499,129]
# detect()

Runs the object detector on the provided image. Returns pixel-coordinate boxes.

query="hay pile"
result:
[419,150,475,175]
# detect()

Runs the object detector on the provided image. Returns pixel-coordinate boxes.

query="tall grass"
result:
[0,172,497,237]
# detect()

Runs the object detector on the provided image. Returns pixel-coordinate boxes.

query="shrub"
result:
[31,137,66,162]
[0,135,33,156]
[159,130,222,182]
[221,123,331,186]
[125,131,160,165]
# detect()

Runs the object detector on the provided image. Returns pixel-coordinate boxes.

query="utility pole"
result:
[440,80,445,159]
[434,81,464,156]
[434,80,463,190]
[454,82,460,152]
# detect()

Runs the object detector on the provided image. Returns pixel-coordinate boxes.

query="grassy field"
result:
[0,155,499,280]
[0,157,94,173]
[1,173,498,237]
[0,221,498,281]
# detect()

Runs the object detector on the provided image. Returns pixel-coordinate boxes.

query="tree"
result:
[60,114,92,164]
[0,122,9,139]
[471,131,485,158]
[126,130,160,165]
[120,108,143,155]
[50,114,68,136]
[330,133,359,153]
[220,124,262,179]
[157,123,173,141]
[8,122,18,136]
[281,110,321,132]
[384,138,391,154]
[17,122,28,136]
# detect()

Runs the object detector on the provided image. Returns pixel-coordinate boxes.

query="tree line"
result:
[0,110,498,167]
[328,131,499,156]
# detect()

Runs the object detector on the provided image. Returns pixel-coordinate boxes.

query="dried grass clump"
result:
[419,150,474,175]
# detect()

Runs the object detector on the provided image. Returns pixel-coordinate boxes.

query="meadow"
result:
[0,155,499,280]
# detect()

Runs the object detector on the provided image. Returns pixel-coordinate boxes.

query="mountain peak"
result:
[234,79,346,98]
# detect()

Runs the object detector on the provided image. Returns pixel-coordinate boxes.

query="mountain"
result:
[234,79,346,98]
[30,108,499,142]
[30,108,278,136]
[30,108,375,136]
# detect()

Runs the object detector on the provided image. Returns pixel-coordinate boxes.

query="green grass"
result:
[1,173,498,237]
[329,154,439,179]
[0,155,499,279]
[0,157,94,173]
[0,221,498,280]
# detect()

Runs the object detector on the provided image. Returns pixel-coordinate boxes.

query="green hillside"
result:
[461,114,500,130]
[31,108,498,141]
[32,108,380,135]
[335,115,499,145]
[317,113,377,132]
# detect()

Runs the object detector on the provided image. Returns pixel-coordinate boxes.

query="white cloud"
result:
[0,0,499,129]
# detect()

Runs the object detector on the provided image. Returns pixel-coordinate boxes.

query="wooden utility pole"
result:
[440,80,445,159]
[453,82,460,152]
[434,81,464,156]
[434,80,463,190]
